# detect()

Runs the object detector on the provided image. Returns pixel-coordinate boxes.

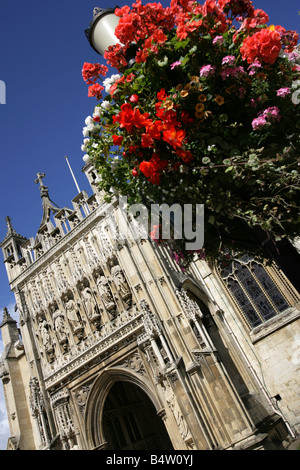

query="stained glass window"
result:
[220,258,289,329]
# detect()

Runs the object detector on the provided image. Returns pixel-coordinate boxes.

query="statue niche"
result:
[111,264,132,308]
[80,282,102,330]
[62,292,84,341]
[95,270,116,317]
[50,302,69,352]
[37,313,55,363]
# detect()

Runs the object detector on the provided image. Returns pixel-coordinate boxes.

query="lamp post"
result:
[85,7,121,56]
[85,7,137,67]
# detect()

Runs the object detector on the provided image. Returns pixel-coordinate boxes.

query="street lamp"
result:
[85,7,137,67]
[85,7,121,56]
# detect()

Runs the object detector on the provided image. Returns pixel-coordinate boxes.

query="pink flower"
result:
[213,35,224,45]
[252,116,267,130]
[200,65,216,77]
[222,55,236,65]
[170,60,182,70]
[252,106,281,131]
[221,66,245,80]
[248,60,262,75]
[276,87,291,97]
[262,106,281,122]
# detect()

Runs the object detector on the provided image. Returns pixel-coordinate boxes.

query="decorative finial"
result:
[1,216,26,243]
[34,172,46,187]
[5,216,14,235]
[3,307,9,320]
[35,172,49,198]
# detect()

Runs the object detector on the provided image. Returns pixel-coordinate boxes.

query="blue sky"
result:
[0,0,299,450]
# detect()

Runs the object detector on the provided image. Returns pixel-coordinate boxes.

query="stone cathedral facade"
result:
[0,163,299,451]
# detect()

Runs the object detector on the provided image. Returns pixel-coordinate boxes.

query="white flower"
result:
[157,56,168,67]
[103,74,121,93]
[82,116,95,137]
[92,143,98,148]
[83,154,90,163]
[81,138,90,152]
[82,127,90,137]
[93,106,103,117]
[101,100,111,110]
[85,116,94,126]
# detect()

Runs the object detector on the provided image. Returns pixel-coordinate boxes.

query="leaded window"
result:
[220,255,290,329]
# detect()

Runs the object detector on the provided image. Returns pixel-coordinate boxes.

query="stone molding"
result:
[44,310,143,389]
[9,200,114,289]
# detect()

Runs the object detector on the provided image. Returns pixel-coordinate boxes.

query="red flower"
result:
[113,103,135,132]
[104,44,128,70]
[129,145,139,154]
[157,89,168,101]
[176,149,194,163]
[145,120,162,140]
[112,135,123,146]
[87,83,104,100]
[274,26,299,53]
[162,126,186,149]
[132,108,151,128]
[139,155,168,185]
[129,94,139,103]
[82,62,108,84]
[126,73,135,83]
[113,104,152,133]
[141,133,154,148]
[218,0,255,19]
[241,29,282,65]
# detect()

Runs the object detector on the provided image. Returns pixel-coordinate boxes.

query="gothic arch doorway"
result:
[102,381,173,450]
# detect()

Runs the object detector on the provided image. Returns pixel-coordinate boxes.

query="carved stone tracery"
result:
[29,377,51,447]
[51,389,78,450]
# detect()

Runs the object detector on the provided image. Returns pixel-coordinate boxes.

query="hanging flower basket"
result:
[81,0,300,267]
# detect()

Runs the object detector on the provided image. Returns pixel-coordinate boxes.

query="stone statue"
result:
[51,305,67,341]
[111,265,131,305]
[38,317,52,350]
[96,273,115,312]
[63,294,82,332]
[163,381,192,442]
[81,285,101,319]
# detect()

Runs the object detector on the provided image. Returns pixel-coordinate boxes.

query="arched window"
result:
[220,255,290,329]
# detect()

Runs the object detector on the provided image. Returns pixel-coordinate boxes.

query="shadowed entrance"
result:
[102,381,173,450]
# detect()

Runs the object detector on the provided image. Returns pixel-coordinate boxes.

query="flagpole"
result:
[65,156,81,194]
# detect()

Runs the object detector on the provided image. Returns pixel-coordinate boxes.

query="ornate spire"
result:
[34,172,72,231]
[1,216,27,246]
[5,216,14,236]
[0,307,16,328]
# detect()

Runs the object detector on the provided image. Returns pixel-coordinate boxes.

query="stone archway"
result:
[102,381,173,450]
